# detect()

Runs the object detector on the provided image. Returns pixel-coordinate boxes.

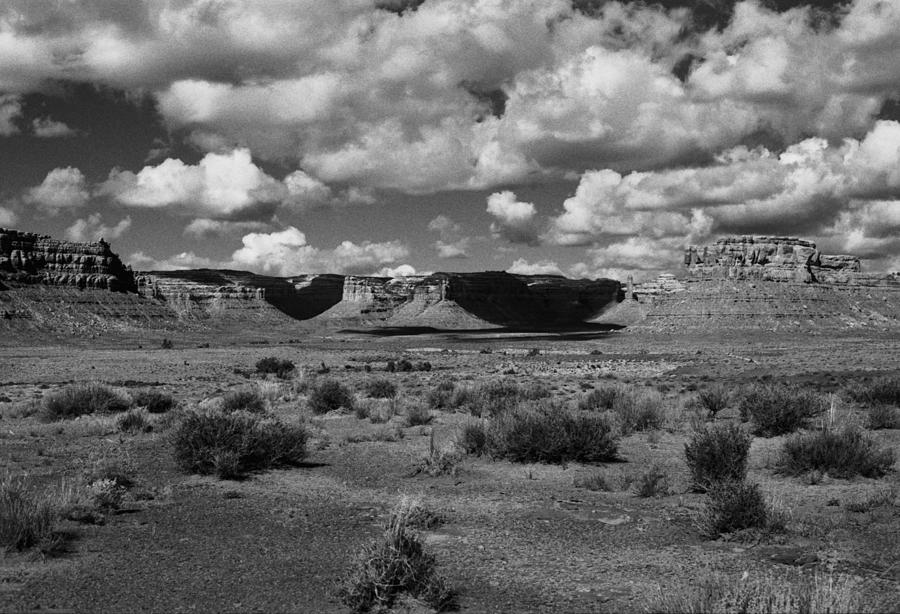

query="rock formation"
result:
[621,235,900,331]
[0,228,136,291]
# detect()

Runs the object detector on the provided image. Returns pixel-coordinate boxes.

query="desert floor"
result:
[1,327,899,613]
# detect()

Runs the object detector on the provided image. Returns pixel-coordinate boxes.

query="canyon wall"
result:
[0,228,136,291]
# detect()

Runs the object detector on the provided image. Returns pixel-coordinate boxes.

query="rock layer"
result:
[0,228,136,291]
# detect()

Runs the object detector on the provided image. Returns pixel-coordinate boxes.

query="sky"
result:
[1,0,899,281]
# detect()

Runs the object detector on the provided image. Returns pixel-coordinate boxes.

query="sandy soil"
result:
[1,328,899,613]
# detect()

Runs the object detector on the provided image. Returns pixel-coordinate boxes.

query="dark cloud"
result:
[375,0,428,15]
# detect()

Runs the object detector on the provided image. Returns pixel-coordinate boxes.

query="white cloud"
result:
[229,226,409,276]
[507,258,563,276]
[0,94,21,136]
[428,214,469,259]
[31,117,78,138]
[183,218,270,238]
[487,190,539,245]
[65,214,131,242]
[0,206,18,226]
[23,167,89,213]
[128,251,215,271]
[377,264,418,277]
[100,148,285,217]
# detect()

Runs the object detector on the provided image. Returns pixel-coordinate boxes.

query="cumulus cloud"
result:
[23,167,89,213]
[183,218,270,238]
[0,206,18,226]
[31,117,78,138]
[427,214,469,259]
[229,226,409,276]
[487,190,540,245]
[507,258,563,276]
[377,264,418,277]
[65,213,131,242]
[128,251,215,271]
[0,95,22,136]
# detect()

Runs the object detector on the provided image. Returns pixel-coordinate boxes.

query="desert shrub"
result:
[220,389,266,414]
[867,404,900,430]
[117,408,152,434]
[697,383,731,418]
[161,338,173,349]
[738,383,828,436]
[636,463,669,497]
[416,361,432,372]
[684,423,752,491]
[39,383,131,422]
[255,357,295,379]
[85,478,125,512]
[405,403,433,427]
[648,571,877,614]
[172,410,307,479]
[396,358,414,372]
[778,426,895,479]
[573,472,614,492]
[132,389,176,414]
[578,383,625,411]
[487,402,619,464]
[427,380,457,409]
[610,389,666,434]
[365,378,397,399]
[0,474,60,551]
[844,376,900,407]
[338,499,455,613]
[307,379,355,415]
[454,379,543,418]
[700,480,769,538]
[458,421,487,455]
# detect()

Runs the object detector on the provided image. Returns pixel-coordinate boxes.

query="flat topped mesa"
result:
[0,227,135,292]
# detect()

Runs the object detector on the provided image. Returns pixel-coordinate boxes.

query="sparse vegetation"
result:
[684,423,752,491]
[132,389,176,414]
[364,378,397,399]
[635,463,669,498]
[778,426,895,479]
[404,402,432,426]
[609,389,667,434]
[39,383,131,422]
[697,383,731,419]
[573,472,615,492]
[844,375,900,407]
[427,379,456,409]
[117,408,152,434]
[738,383,828,436]
[172,410,307,479]
[486,402,619,464]
[867,404,900,430]
[255,357,295,379]
[307,379,355,414]
[432,379,552,417]
[458,420,487,455]
[220,389,266,414]
[338,498,456,613]
[0,474,64,552]
[578,383,625,411]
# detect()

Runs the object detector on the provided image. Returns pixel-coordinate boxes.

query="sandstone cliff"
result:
[0,228,136,291]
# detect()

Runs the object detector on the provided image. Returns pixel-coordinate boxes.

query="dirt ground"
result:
[1,328,899,613]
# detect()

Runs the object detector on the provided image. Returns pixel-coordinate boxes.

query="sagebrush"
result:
[684,423,752,491]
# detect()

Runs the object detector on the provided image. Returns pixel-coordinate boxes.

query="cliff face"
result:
[622,235,900,331]
[0,228,136,291]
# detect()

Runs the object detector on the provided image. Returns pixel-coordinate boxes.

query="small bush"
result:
[405,403,433,427]
[487,403,619,464]
[578,384,625,411]
[574,472,615,492]
[697,384,731,418]
[396,358,414,372]
[0,474,59,551]
[844,376,900,407]
[610,390,666,434]
[416,361,432,372]
[365,378,397,399]
[255,357,295,379]
[636,463,670,497]
[684,423,752,491]
[39,383,131,422]
[338,499,456,613]
[458,421,487,455]
[172,410,307,479]
[867,404,900,430]
[700,480,769,538]
[308,379,355,415]
[427,380,456,410]
[779,426,895,478]
[161,338,173,349]
[738,383,828,436]
[220,389,266,414]
[117,408,152,434]
[132,390,176,414]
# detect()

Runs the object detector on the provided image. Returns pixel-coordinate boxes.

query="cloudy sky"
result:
[1,0,899,280]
